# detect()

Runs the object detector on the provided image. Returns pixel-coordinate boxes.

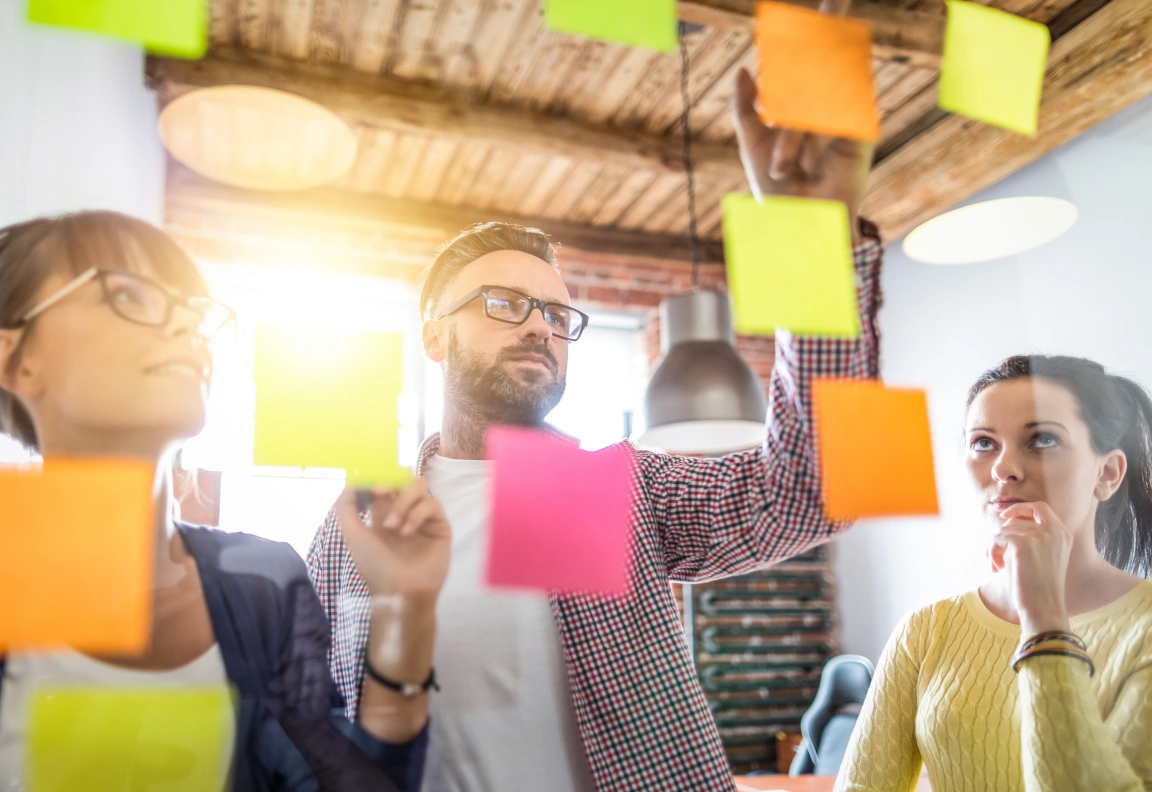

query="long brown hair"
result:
[0,210,207,451]
[968,355,1152,577]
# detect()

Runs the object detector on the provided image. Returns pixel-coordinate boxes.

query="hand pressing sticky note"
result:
[28,687,233,792]
[486,428,635,596]
[755,1,880,141]
[723,193,859,338]
[938,0,1050,136]
[253,325,410,488]
[27,0,208,59]
[545,0,677,53]
[0,459,153,654]
[813,379,939,521]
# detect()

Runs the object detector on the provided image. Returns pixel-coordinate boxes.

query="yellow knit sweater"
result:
[835,580,1152,792]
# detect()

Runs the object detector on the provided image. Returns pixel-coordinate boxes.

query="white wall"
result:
[834,92,1152,662]
[0,4,165,227]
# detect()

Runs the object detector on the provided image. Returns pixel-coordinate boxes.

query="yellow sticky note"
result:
[28,687,233,792]
[0,459,154,654]
[813,379,939,520]
[253,325,410,487]
[722,194,859,337]
[545,0,677,53]
[938,0,1050,136]
[27,0,208,59]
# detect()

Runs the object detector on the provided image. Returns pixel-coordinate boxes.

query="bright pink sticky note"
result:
[486,427,635,597]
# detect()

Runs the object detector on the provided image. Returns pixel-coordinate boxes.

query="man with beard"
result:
[307,59,881,791]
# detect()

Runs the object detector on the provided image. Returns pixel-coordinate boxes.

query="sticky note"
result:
[28,687,233,792]
[755,1,880,141]
[722,193,859,337]
[486,428,635,596]
[545,0,677,53]
[938,0,1050,136]
[813,379,939,520]
[27,0,208,59]
[253,326,410,488]
[0,459,154,654]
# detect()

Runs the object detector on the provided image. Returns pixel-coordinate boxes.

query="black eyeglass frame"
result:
[436,285,589,342]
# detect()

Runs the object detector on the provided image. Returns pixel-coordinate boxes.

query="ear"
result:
[1096,449,1128,502]
[0,329,22,390]
[422,319,446,364]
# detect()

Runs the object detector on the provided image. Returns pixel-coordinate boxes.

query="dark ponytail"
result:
[968,355,1152,577]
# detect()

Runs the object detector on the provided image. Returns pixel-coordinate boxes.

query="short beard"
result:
[443,331,566,430]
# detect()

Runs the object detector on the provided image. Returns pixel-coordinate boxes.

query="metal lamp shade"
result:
[637,290,767,455]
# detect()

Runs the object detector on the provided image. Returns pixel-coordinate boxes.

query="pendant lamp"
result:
[636,26,767,455]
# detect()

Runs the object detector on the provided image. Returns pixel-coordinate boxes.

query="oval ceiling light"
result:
[903,197,1078,265]
[159,86,358,191]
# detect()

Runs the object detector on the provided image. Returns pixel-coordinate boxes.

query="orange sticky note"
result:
[755,1,880,141]
[0,459,154,653]
[813,380,939,520]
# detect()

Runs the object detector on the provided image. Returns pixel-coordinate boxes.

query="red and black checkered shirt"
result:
[307,229,883,791]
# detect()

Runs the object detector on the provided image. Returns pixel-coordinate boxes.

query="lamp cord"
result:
[678,25,700,290]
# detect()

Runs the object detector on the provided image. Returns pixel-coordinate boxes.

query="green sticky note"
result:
[28,687,233,792]
[938,0,1050,136]
[27,0,207,59]
[722,194,859,338]
[253,325,410,488]
[545,0,677,53]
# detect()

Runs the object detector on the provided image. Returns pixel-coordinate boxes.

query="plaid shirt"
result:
[306,228,883,791]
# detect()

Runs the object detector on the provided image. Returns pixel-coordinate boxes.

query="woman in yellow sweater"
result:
[836,355,1152,792]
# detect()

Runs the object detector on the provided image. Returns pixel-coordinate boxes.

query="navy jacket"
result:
[0,523,427,791]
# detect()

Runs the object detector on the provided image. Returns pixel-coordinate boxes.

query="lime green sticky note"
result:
[722,194,859,338]
[28,687,233,792]
[253,325,410,488]
[545,0,677,53]
[938,0,1050,136]
[27,0,207,59]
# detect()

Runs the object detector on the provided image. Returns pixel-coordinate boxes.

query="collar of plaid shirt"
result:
[307,229,883,791]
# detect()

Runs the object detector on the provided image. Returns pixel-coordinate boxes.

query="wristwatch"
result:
[364,657,439,698]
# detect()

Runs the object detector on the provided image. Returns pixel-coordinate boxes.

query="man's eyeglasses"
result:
[17,268,237,343]
[437,285,589,342]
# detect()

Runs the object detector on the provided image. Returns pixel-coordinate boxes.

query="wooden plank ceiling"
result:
[151,0,1152,267]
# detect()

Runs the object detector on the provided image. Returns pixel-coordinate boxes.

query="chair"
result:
[789,654,875,776]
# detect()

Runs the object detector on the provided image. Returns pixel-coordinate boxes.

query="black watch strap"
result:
[364,659,439,698]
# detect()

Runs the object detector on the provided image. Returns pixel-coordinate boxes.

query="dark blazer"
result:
[0,523,426,791]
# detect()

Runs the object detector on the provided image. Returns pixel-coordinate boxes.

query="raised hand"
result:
[989,501,1075,636]
[730,0,874,236]
[332,479,452,599]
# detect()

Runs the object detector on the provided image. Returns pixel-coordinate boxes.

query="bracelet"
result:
[1019,630,1086,654]
[364,659,440,698]
[1011,646,1095,677]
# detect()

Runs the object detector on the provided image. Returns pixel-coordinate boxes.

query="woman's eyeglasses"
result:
[18,268,237,343]
[437,285,589,342]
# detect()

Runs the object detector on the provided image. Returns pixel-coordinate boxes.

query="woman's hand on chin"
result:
[988,501,1074,636]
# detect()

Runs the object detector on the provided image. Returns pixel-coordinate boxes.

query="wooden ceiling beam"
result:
[677,0,945,68]
[864,0,1152,240]
[165,165,725,265]
[146,50,746,186]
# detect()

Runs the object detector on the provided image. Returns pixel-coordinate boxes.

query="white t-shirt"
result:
[0,645,234,791]
[421,454,596,792]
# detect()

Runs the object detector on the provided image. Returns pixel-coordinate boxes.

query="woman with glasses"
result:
[835,356,1152,792]
[0,211,449,791]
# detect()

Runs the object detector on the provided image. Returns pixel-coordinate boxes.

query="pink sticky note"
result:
[486,427,635,597]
